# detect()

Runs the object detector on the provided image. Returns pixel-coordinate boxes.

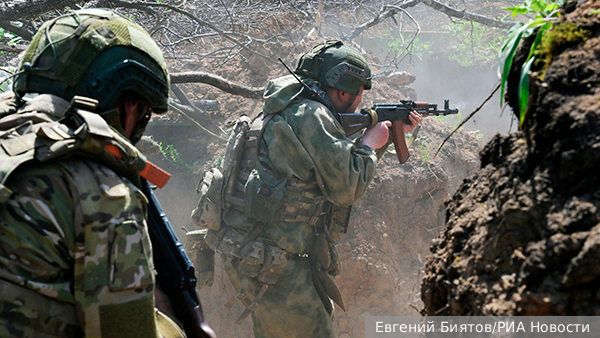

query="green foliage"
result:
[213,153,223,169]
[158,141,198,174]
[498,0,564,127]
[416,135,432,163]
[0,27,21,46]
[387,23,504,67]
[435,111,463,131]
[388,35,433,61]
[504,0,562,18]
[441,22,505,67]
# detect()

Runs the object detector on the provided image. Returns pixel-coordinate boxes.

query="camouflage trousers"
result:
[223,254,337,338]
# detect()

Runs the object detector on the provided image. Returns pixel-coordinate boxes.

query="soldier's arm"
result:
[285,102,379,206]
[66,159,161,338]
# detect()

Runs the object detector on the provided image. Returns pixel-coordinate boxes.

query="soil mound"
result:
[422,0,600,316]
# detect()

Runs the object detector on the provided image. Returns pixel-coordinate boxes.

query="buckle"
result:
[309,216,320,226]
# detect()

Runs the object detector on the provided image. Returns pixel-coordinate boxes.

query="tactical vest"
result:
[0,92,169,203]
[0,92,176,337]
[190,111,352,322]
[192,113,336,251]
[192,114,331,231]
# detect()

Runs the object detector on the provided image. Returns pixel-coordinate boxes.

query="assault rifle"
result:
[341,100,459,164]
[141,179,216,338]
[275,59,459,164]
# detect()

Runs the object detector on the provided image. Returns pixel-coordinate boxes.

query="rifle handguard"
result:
[363,108,378,127]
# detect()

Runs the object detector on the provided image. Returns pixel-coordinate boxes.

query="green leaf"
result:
[503,6,528,18]
[8,36,22,45]
[526,28,545,61]
[530,0,548,13]
[499,26,527,106]
[499,17,553,107]
[590,9,600,14]
[519,56,535,126]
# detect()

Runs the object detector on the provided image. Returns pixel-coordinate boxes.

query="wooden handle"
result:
[391,120,410,164]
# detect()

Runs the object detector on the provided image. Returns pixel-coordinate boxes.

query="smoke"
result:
[408,53,516,142]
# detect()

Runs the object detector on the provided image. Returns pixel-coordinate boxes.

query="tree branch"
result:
[0,43,25,53]
[106,0,273,61]
[170,71,263,100]
[0,20,33,41]
[422,0,514,29]
[342,0,425,41]
[0,0,83,21]
[169,101,227,143]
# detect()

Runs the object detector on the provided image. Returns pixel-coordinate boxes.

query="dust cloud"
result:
[408,54,516,142]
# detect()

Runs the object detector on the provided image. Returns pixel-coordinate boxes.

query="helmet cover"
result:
[294,40,371,95]
[14,8,169,115]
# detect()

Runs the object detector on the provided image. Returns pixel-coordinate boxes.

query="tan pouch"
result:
[191,168,223,230]
[238,241,265,278]
[244,169,286,224]
[185,229,215,288]
[258,245,287,285]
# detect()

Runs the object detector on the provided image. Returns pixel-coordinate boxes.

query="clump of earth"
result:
[421,0,600,316]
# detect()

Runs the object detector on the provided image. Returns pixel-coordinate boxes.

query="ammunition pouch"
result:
[184,229,215,288]
[309,233,341,277]
[326,204,352,242]
[244,169,286,224]
[205,226,287,285]
[191,168,224,230]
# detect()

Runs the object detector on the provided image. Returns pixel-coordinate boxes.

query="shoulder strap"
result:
[0,96,170,204]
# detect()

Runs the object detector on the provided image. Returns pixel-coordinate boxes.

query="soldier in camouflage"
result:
[190,40,422,337]
[0,9,184,338]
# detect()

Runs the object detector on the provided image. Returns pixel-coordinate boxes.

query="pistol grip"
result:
[391,120,410,164]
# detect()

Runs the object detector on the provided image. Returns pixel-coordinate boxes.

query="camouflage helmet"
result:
[294,40,371,95]
[13,9,169,118]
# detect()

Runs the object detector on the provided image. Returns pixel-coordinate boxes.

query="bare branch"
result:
[0,0,82,21]
[171,71,263,100]
[106,0,273,61]
[0,43,25,53]
[434,83,501,160]
[342,0,425,41]
[169,101,227,143]
[0,20,33,41]
[422,0,514,29]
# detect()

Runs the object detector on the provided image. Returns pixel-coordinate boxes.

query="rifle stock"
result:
[341,99,459,163]
[141,179,216,338]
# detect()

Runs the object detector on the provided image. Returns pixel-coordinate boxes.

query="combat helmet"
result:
[13,8,169,143]
[294,40,371,95]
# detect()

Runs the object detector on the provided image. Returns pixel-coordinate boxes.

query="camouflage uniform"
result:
[194,71,378,337]
[0,93,161,338]
[0,9,180,338]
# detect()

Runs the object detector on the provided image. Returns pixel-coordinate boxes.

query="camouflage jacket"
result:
[0,92,160,338]
[222,75,378,254]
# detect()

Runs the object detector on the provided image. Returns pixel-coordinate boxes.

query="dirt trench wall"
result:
[422,0,600,316]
